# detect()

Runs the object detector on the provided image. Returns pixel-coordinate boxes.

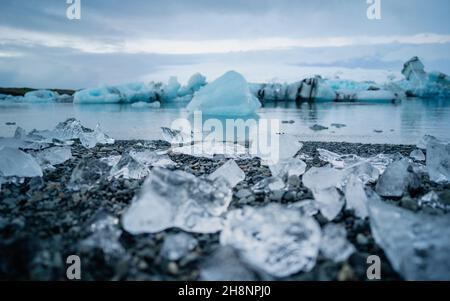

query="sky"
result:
[0,0,449,89]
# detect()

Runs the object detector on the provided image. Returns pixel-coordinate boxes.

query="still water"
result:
[0,98,449,145]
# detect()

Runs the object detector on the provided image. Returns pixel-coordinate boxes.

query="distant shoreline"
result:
[0,87,76,96]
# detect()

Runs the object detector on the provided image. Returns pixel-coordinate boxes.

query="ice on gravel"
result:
[368,192,450,280]
[220,204,321,278]
[320,224,355,263]
[160,233,198,261]
[207,160,245,188]
[186,71,261,116]
[344,175,369,219]
[426,139,450,184]
[122,168,233,234]
[33,146,72,170]
[171,141,249,159]
[0,147,43,179]
[375,158,420,198]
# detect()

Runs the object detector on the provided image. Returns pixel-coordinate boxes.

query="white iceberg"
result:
[186,71,261,116]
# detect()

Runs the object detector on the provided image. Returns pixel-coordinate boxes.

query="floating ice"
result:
[162,77,181,100]
[376,158,420,198]
[199,247,257,281]
[22,90,58,103]
[122,168,233,234]
[426,139,450,184]
[33,146,72,170]
[74,82,158,104]
[320,224,355,263]
[208,160,245,188]
[344,175,368,219]
[220,204,321,278]
[178,73,207,97]
[160,233,198,261]
[172,141,249,159]
[186,71,261,116]
[0,147,43,179]
[368,193,450,280]
[410,149,425,161]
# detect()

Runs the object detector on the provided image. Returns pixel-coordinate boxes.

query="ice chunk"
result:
[68,158,110,191]
[426,139,450,184]
[199,247,257,281]
[318,149,361,169]
[129,150,176,168]
[375,158,420,198]
[109,153,149,180]
[208,160,245,188]
[252,177,286,194]
[410,149,426,161]
[160,233,198,261]
[79,213,126,260]
[320,224,355,263]
[122,168,233,234]
[343,162,380,185]
[302,166,343,191]
[186,71,261,116]
[287,200,319,217]
[33,146,72,170]
[417,135,442,150]
[355,90,399,102]
[313,187,345,221]
[0,147,43,178]
[368,194,450,280]
[161,127,193,144]
[23,90,58,102]
[269,157,306,180]
[344,175,368,219]
[172,141,250,159]
[220,204,321,278]
[74,82,158,104]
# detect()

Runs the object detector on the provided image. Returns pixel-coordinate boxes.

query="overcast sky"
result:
[0,0,449,88]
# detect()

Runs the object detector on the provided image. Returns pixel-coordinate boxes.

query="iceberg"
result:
[368,193,450,280]
[186,71,261,116]
[122,168,233,234]
[162,76,181,100]
[178,73,207,97]
[23,90,58,103]
[220,204,321,278]
[74,83,159,104]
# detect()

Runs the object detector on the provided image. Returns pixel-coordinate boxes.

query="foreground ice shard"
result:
[199,246,258,281]
[220,204,321,278]
[426,139,450,184]
[207,160,245,188]
[186,71,261,116]
[160,233,198,261]
[368,192,450,280]
[109,153,149,180]
[320,224,355,263]
[375,158,420,197]
[33,146,72,170]
[0,147,43,179]
[268,157,306,180]
[122,168,233,234]
[161,127,193,144]
[172,141,250,159]
[344,175,369,219]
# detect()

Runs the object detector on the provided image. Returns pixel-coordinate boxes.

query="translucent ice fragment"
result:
[426,139,450,184]
[68,158,110,191]
[33,146,72,170]
[269,157,306,180]
[122,168,233,234]
[368,193,450,280]
[0,147,43,178]
[220,204,321,278]
[375,158,420,198]
[410,149,425,162]
[160,233,198,261]
[312,187,345,221]
[320,224,355,263]
[208,160,245,188]
[172,141,249,159]
[344,175,369,219]
[109,153,149,180]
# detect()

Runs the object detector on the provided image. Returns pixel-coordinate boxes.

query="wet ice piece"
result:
[122,168,233,234]
[220,204,321,278]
